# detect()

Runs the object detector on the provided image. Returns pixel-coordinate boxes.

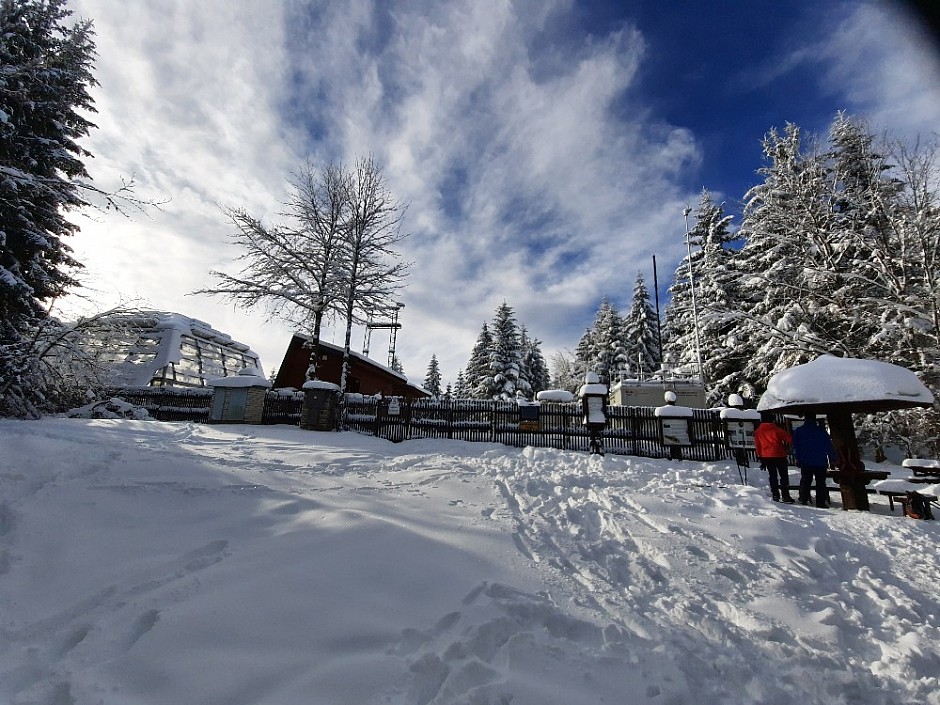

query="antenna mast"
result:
[362,303,405,368]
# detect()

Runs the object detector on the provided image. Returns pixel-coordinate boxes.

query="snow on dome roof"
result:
[100,311,262,388]
[757,354,934,414]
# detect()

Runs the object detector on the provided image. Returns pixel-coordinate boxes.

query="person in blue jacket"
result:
[791,413,837,508]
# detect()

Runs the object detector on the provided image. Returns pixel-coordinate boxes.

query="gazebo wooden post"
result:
[825,409,870,511]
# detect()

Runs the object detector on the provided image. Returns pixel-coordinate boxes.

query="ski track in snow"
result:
[461,446,940,705]
[1,420,938,705]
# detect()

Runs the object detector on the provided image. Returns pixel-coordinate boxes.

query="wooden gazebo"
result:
[758,355,935,510]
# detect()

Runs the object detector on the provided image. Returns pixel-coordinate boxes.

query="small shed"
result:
[208,367,271,424]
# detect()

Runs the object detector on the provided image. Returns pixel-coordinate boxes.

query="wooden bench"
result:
[872,478,939,516]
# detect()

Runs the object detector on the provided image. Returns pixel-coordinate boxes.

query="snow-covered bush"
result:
[66,397,151,420]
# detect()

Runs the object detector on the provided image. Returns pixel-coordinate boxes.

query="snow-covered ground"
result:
[1,418,938,705]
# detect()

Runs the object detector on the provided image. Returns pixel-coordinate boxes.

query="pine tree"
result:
[662,236,704,379]
[591,298,629,385]
[0,0,98,417]
[519,327,550,398]
[464,322,495,399]
[423,354,442,398]
[461,304,551,400]
[730,114,940,449]
[489,302,526,400]
[573,327,596,382]
[686,191,746,406]
[623,273,661,377]
[731,122,830,396]
[572,299,631,386]
[454,370,468,398]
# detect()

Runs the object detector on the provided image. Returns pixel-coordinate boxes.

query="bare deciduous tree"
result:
[196,156,409,393]
[197,161,349,379]
[336,156,409,394]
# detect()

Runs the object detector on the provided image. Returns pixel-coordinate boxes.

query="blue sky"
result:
[64,0,940,387]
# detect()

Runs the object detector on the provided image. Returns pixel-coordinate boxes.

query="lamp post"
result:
[683,206,705,384]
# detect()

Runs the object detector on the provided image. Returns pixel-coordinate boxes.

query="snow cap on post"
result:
[578,371,608,397]
[719,393,759,419]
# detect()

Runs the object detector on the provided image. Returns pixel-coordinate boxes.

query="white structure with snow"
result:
[97,312,262,388]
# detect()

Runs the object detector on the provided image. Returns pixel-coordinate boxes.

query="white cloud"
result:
[819,2,940,140]
[285,1,698,380]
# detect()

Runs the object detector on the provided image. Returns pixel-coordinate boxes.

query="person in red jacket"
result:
[754,412,795,503]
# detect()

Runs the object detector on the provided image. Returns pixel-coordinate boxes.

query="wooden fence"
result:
[344,397,731,461]
[106,388,305,425]
[107,387,214,422]
[106,389,740,462]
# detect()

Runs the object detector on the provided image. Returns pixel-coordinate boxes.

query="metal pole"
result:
[652,254,663,367]
[684,206,705,384]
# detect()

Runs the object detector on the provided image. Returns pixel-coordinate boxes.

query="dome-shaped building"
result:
[93,312,262,389]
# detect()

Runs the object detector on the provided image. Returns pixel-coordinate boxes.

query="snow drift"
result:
[0,418,937,705]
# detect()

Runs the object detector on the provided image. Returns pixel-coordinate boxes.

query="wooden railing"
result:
[104,389,738,461]
[344,397,730,461]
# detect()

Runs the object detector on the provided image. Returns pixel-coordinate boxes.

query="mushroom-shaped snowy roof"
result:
[757,355,934,415]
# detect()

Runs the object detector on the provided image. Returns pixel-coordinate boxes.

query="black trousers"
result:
[763,457,792,499]
[799,465,830,507]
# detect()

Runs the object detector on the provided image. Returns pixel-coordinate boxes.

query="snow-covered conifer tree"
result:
[453,370,468,399]
[519,327,550,398]
[729,115,940,448]
[423,354,442,398]
[686,191,746,406]
[0,0,96,416]
[730,123,831,396]
[573,328,596,383]
[662,237,705,379]
[622,273,661,378]
[463,323,495,399]
[589,298,629,385]
[489,303,527,400]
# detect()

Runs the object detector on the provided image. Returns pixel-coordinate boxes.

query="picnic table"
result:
[901,458,940,483]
